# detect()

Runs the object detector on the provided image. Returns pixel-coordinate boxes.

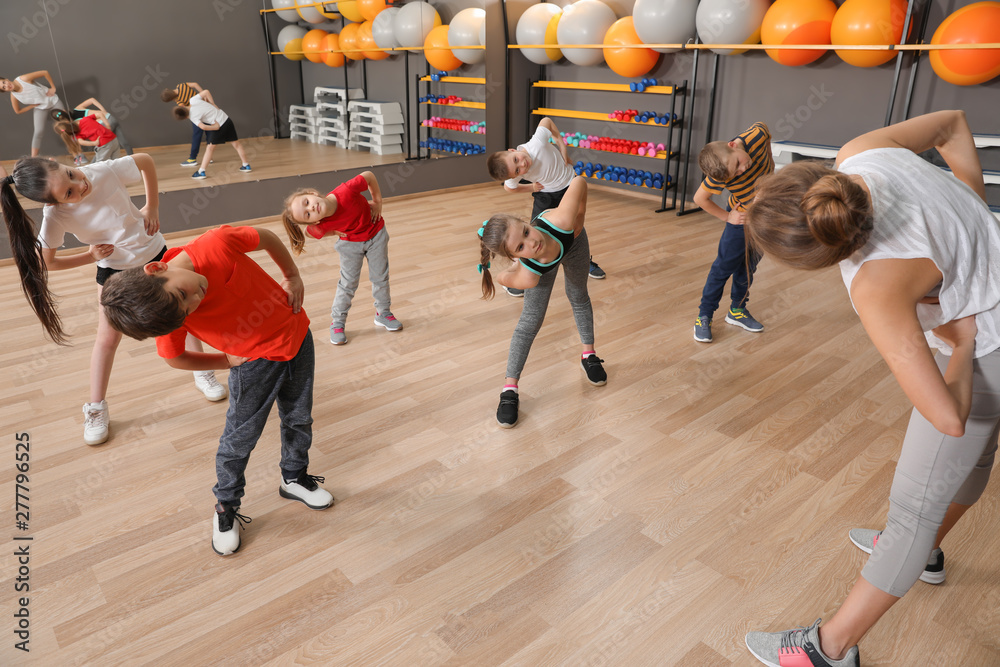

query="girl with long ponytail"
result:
[477,175,606,428]
[743,111,1000,667]
[1,154,226,447]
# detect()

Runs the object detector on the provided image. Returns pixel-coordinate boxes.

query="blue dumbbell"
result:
[593,163,603,172]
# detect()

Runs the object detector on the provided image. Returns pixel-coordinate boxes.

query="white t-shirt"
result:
[38,157,165,270]
[188,93,228,128]
[13,77,59,110]
[504,125,574,193]
[839,147,1000,358]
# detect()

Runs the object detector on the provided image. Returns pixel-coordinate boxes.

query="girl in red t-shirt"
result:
[53,109,121,164]
[281,170,401,345]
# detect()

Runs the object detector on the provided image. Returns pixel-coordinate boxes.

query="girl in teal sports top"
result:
[478,175,606,428]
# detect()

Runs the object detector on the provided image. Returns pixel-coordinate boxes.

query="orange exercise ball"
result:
[302,29,329,64]
[340,21,365,60]
[930,1,1000,86]
[603,17,659,78]
[424,24,462,71]
[322,33,345,67]
[358,0,387,22]
[358,20,389,60]
[338,1,365,24]
[762,0,837,66]
[832,0,911,67]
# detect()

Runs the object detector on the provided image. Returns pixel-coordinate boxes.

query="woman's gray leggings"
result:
[863,348,1000,597]
[31,105,54,151]
[505,228,595,379]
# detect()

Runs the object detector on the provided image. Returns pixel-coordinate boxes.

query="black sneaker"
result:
[581,355,607,386]
[212,503,251,556]
[588,258,606,279]
[497,390,519,428]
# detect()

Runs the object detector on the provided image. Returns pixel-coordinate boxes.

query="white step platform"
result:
[772,141,839,166]
[350,120,404,135]
[313,86,364,104]
[348,130,402,147]
[974,134,1000,149]
[347,137,403,155]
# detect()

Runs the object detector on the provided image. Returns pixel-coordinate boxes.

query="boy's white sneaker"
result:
[83,400,110,445]
[194,371,228,401]
[212,503,250,556]
[279,472,334,510]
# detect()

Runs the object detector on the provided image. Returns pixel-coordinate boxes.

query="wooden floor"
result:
[2,136,408,211]
[1,185,997,666]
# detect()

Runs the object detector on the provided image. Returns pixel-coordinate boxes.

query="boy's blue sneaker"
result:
[745,619,859,667]
[181,158,199,167]
[192,170,207,179]
[239,164,252,172]
[279,471,334,510]
[725,307,763,333]
[374,311,402,331]
[694,316,713,343]
[588,258,606,279]
[212,503,251,556]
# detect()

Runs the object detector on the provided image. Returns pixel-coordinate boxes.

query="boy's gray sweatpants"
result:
[505,228,594,379]
[863,348,999,597]
[331,226,390,326]
[214,335,315,507]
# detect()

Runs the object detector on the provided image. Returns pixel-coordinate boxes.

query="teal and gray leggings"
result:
[505,228,594,379]
[864,348,999,597]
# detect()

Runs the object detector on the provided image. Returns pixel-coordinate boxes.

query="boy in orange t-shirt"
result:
[100,225,333,556]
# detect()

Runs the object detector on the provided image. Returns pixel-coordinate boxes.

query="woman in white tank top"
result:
[740,111,999,666]
[1,70,63,156]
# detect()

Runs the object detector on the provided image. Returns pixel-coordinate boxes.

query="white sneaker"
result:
[83,400,109,445]
[194,371,228,401]
[279,472,334,510]
[212,504,250,556]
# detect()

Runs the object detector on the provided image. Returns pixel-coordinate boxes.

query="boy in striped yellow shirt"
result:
[692,121,773,343]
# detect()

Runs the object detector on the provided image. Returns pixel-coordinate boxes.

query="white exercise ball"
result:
[277,24,308,51]
[394,1,441,50]
[372,7,400,49]
[271,0,299,22]
[696,0,771,55]
[450,8,486,64]
[517,3,563,65]
[297,2,326,24]
[479,15,486,46]
[634,0,697,54]
[557,0,617,66]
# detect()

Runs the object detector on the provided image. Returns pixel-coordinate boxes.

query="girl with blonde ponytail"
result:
[477,175,605,428]
[744,111,1000,667]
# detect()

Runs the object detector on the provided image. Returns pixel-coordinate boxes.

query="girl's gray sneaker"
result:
[330,325,347,345]
[848,528,945,584]
[374,311,402,331]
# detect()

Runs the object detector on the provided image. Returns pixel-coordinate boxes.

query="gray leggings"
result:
[863,348,1000,597]
[31,105,56,151]
[331,226,390,326]
[506,228,594,379]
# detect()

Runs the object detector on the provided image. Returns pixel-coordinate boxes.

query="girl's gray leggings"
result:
[863,347,999,597]
[505,228,595,379]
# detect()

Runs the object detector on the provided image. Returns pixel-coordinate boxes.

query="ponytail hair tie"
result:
[1,175,14,187]
[477,220,488,238]
[477,261,490,274]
